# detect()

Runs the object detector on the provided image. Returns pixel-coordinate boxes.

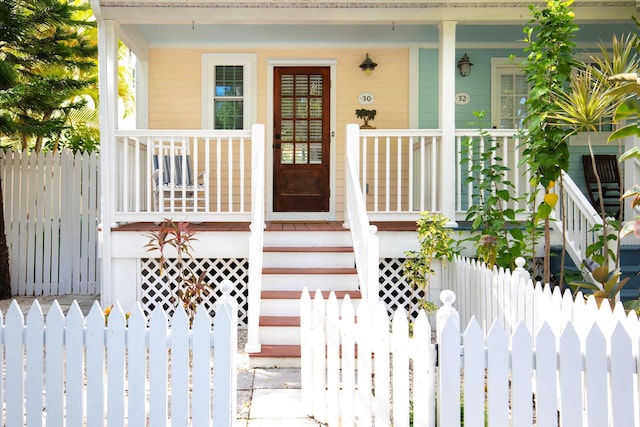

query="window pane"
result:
[295,120,308,141]
[295,75,308,96]
[310,98,322,118]
[296,98,308,119]
[310,75,323,96]
[281,120,294,142]
[295,143,308,164]
[215,100,243,130]
[309,143,322,164]
[215,66,243,96]
[281,75,294,96]
[281,98,294,119]
[281,143,294,164]
[309,120,322,141]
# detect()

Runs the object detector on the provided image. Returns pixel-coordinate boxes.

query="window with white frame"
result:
[491,58,528,129]
[202,53,257,130]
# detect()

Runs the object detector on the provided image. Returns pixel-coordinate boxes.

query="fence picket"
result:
[373,303,391,427]
[438,319,460,427]
[65,301,85,425]
[558,323,582,426]
[171,305,190,425]
[340,295,356,427]
[411,311,435,427]
[585,324,608,427]
[107,303,127,427]
[487,320,509,427]
[5,302,25,426]
[535,323,558,427]
[312,290,327,424]
[45,302,66,427]
[86,302,106,425]
[300,287,313,416]
[462,319,485,427]
[25,301,44,427]
[356,300,372,427]
[610,323,635,427]
[392,309,409,427]
[510,322,533,427]
[192,306,212,427]
[149,307,169,425]
[326,292,340,427]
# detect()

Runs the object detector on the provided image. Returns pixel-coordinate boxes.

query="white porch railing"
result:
[112,128,263,223]
[354,128,527,221]
[553,170,604,270]
[455,129,530,216]
[358,129,444,221]
[344,124,380,305]
[246,124,265,353]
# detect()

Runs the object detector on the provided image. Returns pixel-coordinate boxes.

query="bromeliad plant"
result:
[144,219,211,325]
[404,212,457,312]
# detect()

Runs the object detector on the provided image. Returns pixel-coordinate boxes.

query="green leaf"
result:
[608,124,640,142]
[537,203,552,220]
[510,228,524,240]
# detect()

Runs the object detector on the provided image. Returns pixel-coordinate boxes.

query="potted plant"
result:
[355,108,376,129]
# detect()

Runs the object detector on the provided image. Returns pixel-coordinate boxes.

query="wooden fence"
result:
[442,255,640,339]
[0,282,237,426]
[301,288,640,427]
[1,150,100,296]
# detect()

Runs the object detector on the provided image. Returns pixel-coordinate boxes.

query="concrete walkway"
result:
[238,368,322,426]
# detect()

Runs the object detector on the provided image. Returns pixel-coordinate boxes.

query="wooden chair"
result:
[582,154,622,219]
[152,153,207,211]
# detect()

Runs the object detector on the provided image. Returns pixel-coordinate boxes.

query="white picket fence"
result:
[0,150,100,296]
[442,255,640,340]
[301,288,640,427]
[0,282,237,426]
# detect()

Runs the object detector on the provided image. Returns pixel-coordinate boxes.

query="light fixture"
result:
[457,53,473,77]
[359,53,378,75]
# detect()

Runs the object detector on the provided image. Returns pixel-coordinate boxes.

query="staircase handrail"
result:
[553,170,604,274]
[344,124,380,305]
[246,124,265,353]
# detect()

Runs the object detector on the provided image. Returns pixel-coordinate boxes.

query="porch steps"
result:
[250,229,361,367]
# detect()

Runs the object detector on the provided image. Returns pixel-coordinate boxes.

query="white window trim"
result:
[490,57,526,129]
[201,53,257,130]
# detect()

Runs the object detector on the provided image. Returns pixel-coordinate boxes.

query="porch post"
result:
[96,18,120,305]
[438,21,458,226]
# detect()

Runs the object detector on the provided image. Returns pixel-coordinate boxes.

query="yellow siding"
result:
[148,47,410,219]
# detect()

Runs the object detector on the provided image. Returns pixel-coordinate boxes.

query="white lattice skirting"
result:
[378,258,425,320]
[140,258,249,326]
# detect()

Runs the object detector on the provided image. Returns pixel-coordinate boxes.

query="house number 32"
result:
[455,93,470,105]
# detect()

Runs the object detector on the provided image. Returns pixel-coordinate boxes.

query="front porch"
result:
[102,124,640,361]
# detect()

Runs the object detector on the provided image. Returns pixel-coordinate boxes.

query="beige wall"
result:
[148,47,410,219]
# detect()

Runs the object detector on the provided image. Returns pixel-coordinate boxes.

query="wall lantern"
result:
[359,53,378,75]
[457,53,473,77]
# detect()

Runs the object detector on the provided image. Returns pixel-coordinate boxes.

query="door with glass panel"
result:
[273,67,330,212]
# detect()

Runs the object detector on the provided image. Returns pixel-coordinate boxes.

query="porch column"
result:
[96,18,120,305]
[438,21,458,225]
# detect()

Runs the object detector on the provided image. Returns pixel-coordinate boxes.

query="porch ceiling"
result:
[92,0,637,25]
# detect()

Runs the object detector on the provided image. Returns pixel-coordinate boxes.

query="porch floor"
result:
[112,221,418,232]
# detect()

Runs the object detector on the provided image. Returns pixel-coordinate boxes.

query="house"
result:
[89,0,639,363]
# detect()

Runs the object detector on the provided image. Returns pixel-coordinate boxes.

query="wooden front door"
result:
[273,67,330,212]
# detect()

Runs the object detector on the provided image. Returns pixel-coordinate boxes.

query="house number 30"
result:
[358,92,375,105]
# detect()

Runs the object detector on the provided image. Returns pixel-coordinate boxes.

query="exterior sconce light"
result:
[457,53,473,77]
[359,53,378,75]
